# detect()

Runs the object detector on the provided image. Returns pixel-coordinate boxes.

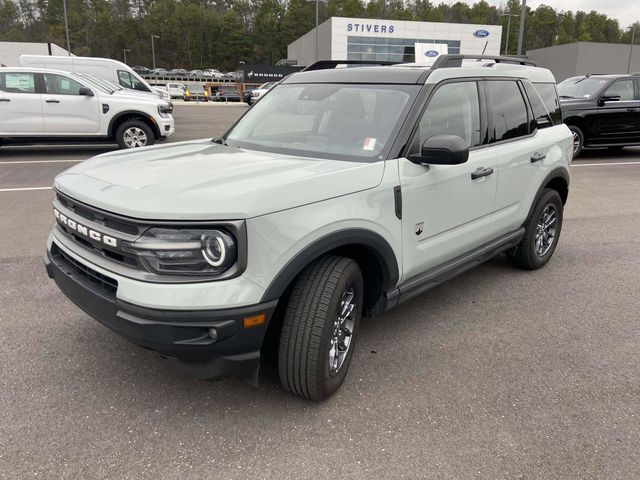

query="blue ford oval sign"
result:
[425,50,439,57]
[473,29,490,38]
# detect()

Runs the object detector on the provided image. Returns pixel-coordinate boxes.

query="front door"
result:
[592,79,640,145]
[399,80,498,280]
[41,73,100,135]
[0,71,43,134]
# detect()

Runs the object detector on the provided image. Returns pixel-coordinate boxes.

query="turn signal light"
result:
[243,314,266,328]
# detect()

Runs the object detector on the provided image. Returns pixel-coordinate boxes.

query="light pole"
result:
[62,0,71,55]
[306,0,326,63]
[627,27,637,74]
[151,35,160,70]
[517,0,526,56]
[123,48,130,64]
[501,12,518,55]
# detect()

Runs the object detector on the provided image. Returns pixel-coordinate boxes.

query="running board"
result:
[386,228,525,309]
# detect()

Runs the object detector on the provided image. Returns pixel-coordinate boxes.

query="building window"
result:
[347,36,461,63]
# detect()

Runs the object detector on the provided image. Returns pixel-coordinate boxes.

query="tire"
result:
[510,188,563,270]
[278,255,363,401]
[115,120,155,149]
[568,125,584,158]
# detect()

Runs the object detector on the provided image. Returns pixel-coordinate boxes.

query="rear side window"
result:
[533,83,562,125]
[486,80,529,142]
[0,72,36,93]
[522,81,552,129]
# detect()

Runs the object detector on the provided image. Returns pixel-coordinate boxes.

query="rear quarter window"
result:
[532,83,562,125]
[522,81,553,129]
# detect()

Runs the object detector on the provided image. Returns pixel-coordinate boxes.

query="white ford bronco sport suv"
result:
[46,56,572,400]
[0,67,174,149]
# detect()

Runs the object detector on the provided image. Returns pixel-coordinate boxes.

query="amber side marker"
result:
[243,313,266,328]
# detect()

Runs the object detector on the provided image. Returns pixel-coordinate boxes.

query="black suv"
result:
[558,73,640,156]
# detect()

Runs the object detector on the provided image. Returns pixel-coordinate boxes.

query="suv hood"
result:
[54,140,385,220]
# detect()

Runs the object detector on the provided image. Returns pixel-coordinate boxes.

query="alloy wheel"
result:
[535,204,557,256]
[328,286,357,376]
[123,127,148,148]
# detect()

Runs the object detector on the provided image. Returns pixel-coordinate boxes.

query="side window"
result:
[486,80,529,142]
[532,83,562,125]
[118,70,148,92]
[43,73,85,95]
[0,72,36,93]
[410,81,482,155]
[604,80,635,101]
[523,81,552,129]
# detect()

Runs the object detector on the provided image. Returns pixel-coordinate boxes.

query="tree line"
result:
[1,0,639,71]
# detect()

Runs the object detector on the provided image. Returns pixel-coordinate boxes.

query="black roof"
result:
[282,66,428,85]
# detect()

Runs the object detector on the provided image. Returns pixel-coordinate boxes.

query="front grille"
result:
[56,192,140,236]
[52,243,118,297]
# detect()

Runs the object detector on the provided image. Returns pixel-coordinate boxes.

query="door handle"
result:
[530,152,546,163]
[627,108,638,112]
[0,98,10,102]
[46,99,60,103]
[471,167,494,180]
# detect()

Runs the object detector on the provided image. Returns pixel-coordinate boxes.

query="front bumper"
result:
[158,117,175,139]
[45,246,277,380]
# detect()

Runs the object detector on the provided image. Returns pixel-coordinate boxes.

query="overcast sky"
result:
[455,0,640,28]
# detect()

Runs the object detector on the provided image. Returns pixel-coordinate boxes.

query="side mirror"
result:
[78,86,94,97]
[409,134,469,165]
[598,94,620,106]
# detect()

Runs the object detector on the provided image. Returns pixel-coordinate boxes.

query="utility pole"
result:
[62,0,71,55]
[627,27,636,74]
[151,35,160,70]
[501,12,518,55]
[123,48,130,64]
[517,0,526,56]
[306,0,326,63]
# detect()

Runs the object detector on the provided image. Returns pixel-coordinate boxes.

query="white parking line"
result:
[0,186,52,192]
[573,161,640,167]
[0,159,82,165]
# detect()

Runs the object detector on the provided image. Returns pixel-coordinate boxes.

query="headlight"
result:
[158,103,173,117]
[123,228,237,275]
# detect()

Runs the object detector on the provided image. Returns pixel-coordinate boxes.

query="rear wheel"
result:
[568,125,584,158]
[115,120,155,149]
[278,255,363,401]
[509,188,563,270]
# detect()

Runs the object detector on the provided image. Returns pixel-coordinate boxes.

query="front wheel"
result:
[115,120,155,149]
[278,255,363,401]
[509,188,563,270]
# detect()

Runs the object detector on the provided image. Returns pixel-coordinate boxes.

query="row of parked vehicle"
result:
[133,66,239,80]
[161,81,276,104]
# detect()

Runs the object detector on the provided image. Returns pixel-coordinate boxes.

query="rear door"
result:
[0,71,43,134]
[41,72,100,135]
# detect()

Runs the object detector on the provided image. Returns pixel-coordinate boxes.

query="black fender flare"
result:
[108,111,160,139]
[260,228,400,302]
[526,166,570,220]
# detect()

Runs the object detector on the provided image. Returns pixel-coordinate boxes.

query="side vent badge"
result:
[415,222,424,236]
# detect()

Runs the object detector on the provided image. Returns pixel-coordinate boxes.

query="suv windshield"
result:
[226,83,418,161]
[557,77,610,99]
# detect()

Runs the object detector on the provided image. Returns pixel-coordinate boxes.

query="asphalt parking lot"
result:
[1,104,639,479]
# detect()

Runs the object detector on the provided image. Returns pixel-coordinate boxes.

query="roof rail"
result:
[302,60,400,72]
[431,55,536,68]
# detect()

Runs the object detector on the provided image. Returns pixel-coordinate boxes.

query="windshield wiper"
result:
[559,95,575,99]
[211,137,228,146]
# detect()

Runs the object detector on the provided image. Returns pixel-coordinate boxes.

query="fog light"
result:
[208,328,218,341]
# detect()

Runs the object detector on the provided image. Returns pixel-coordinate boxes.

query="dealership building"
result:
[287,17,502,66]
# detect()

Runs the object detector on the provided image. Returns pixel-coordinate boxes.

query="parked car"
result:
[19,55,171,102]
[44,55,572,400]
[557,73,640,156]
[132,65,150,75]
[189,69,204,77]
[166,82,186,99]
[225,71,240,80]
[250,82,276,102]
[243,88,254,105]
[184,83,209,102]
[151,68,168,76]
[203,69,224,79]
[167,69,188,77]
[215,88,241,102]
[0,67,174,149]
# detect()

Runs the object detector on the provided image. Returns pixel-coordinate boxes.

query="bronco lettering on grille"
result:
[54,208,118,247]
